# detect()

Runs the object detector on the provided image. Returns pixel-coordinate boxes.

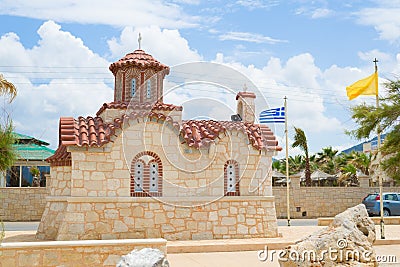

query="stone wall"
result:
[0,238,166,267]
[57,120,274,198]
[36,196,278,241]
[0,188,47,221]
[3,186,399,222]
[273,186,400,218]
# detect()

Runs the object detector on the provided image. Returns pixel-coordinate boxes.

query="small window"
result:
[227,164,236,193]
[149,162,158,192]
[146,80,151,98]
[131,79,136,97]
[134,162,143,192]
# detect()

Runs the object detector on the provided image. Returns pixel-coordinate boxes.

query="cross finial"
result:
[138,33,142,50]
[373,58,378,72]
[243,83,247,92]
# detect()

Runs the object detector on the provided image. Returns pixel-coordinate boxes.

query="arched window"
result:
[131,151,162,197]
[131,79,136,97]
[146,80,151,99]
[224,160,240,196]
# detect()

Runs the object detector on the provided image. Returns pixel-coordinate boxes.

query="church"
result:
[36,43,282,241]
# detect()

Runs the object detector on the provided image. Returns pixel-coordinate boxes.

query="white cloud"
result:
[0,0,199,28]
[236,0,280,10]
[0,21,113,148]
[219,31,287,44]
[107,26,202,66]
[295,7,333,19]
[356,7,400,42]
[357,49,391,63]
[311,8,333,19]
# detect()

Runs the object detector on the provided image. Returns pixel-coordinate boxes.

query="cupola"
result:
[109,37,169,104]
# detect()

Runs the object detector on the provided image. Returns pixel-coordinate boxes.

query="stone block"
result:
[237,224,249,235]
[221,217,236,226]
[114,221,129,232]
[192,232,213,240]
[192,212,208,221]
[86,211,99,222]
[155,213,167,224]
[209,211,218,221]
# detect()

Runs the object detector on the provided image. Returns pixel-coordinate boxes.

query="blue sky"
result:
[0,0,399,157]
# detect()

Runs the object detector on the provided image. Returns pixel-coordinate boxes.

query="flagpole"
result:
[284,96,290,227]
[374,58,385,239]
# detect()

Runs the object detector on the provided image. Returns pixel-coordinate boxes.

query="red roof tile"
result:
[96,101,182,116]
[182,120,282,151]
[236,91,256,100]
[48,115,281,165]
[46,145,71,166]
[109,49,169,75]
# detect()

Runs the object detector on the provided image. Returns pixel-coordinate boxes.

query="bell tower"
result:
[109,35,169,104]
[236,85,256,123]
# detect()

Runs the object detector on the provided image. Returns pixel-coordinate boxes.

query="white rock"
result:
[279,204,378,267]
[116,248,169,267]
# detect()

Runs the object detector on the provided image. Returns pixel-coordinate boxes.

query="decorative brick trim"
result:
[130,151,163,197]
[224,160,240,196]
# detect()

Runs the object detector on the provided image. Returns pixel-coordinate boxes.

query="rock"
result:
[116,248,169,267]
[279,204,378,267]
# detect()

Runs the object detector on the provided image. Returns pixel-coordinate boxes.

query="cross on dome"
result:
[138,33,142,50]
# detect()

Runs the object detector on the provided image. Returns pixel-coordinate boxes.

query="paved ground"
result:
[167,246,400,267]
[2,221,400,266]
[167,224,400,266]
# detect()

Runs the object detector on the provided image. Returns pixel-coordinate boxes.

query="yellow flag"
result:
[346,72,378,100]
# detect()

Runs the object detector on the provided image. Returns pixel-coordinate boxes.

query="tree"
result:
[0,74,17,102]
[0,74,17,183]
[316,146,338,175]
[0,120,17,176]
[350,151,372,176]
[339,163,358,186]
[348,79,400,182]
[292,127,311,186]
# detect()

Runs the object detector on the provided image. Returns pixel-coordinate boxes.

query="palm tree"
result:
[288,155,304,174]
[316,146,338,175]
[339,163,358,186]
[0,121,17,174]
[0,74,17,181]
[292,127,311,186]
[0,74,17,103]
[350,151,371,175]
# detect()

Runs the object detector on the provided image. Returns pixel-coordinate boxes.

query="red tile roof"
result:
[46,144,71,166]
[96,101,182,116]
[182,120,281,151]
[48,114,281,165]
[109,49,169,75]
[236,91,256,100]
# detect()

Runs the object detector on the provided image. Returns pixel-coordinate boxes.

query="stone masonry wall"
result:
[36,196,278,241]
[0,188,47,221]
[273,186,400,218]
[4,186,399,222]
[0,238,166,267]
[61,120,274,198]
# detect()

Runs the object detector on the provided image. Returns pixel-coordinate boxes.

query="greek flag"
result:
[259,107,285,124]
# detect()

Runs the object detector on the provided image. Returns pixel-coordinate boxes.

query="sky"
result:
[0,0,400,158]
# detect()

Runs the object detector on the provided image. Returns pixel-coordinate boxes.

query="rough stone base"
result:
[37,196,278,241]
